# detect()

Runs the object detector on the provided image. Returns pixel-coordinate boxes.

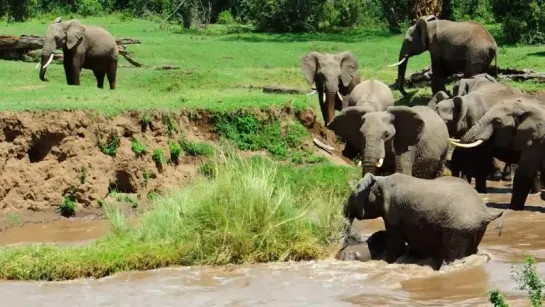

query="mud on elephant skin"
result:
[450,98,545,211]
[339,78,396,160]
[343,173,504,270]
[300,51,361,126]
[327,105,449,179]
[37,17,119,89]
[390,15,497,97]
[335,230,406,262]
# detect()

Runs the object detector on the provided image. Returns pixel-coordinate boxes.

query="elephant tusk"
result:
[376,158,384,168]
[322,92,326,104]
[448,138,460,142]
[357,160,362,167]
[42,54,55,70]
[337,91,344,102]
[388,56,407,67]
[449,139,484,148]
[35,62,40,69]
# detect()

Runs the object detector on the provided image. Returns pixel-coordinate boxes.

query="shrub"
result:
[152,149,166,168]
[58,188,77,217]
[491,0,545,45]
[6,0,34,21]
[131,138,147,157]
[77,0,103,16]
[168,140,182,164]
[98,131,120,157]
[217,10,234,24]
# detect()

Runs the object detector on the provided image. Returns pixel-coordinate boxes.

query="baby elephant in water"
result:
[335,230,406,262]
[343,173,504,270]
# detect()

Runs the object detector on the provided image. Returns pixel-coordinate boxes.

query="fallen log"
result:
[240,84,315,95]
[312,137,335,155]
[0,34,144,67]
[397,65,545,89]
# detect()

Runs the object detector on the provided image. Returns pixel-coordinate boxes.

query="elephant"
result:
[450,98,545,210]
[300,51,361,126]
[429,80,523,192]
[335,230,406,262]
[389,15,497,97]
[37,17,119,89]
[452,73,498,97]
[343,172,504,270]
[340,79,396,160]
[328,105,449,178]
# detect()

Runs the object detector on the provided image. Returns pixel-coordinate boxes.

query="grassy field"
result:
[0,151,359,280]
[2,16,545,116]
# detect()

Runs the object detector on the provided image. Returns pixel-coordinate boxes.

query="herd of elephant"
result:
[32,14,545,269]
[300,16,545,268]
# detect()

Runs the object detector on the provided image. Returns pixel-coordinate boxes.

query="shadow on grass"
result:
[220,28,398,43]
[528,51,545,57]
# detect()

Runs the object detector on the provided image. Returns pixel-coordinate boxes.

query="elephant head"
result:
[433,95,477,138]
[449,99,544,151]
[300,51,359,125]
[389,15,437,96]
[344,173,381,223]
[329,105,424,175]
[452,73,497,96]
[37,17,85,81]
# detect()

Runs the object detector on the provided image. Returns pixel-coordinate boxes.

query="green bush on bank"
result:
[0,150,357,281]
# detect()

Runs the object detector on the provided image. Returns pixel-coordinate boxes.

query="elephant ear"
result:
[428,91,449,109]
[336,51,359,87]
[327,106,367,149]
[416,15,436,50]
[300,52,321,86]
[512,101,540,150]
[387,106,425,154]
[453,96,469,131]
[66,20,85,50]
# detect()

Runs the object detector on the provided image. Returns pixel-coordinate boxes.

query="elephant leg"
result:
[488,159,502,181]
[63,56,75,85]
[502,163,512,181]
[93,70,106,89]
[106,61,117,90]
[430,59,448,95]
[384,225,404,264]
[509,151,541,210]
[531,171,541,194]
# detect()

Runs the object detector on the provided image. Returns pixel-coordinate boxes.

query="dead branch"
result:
[313,138,334,155]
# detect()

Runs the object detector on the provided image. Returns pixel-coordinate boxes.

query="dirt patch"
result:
[0,107,351,231]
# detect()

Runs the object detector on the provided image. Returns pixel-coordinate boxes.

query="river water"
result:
[0,180,543,306]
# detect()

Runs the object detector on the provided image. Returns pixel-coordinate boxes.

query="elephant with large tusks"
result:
[450,98,545,211]
[344,172,504,270]
[428,74,523,192]
[328,105,449,178]
[300,51,361,126]
[37,17,119,89]
[339,79,396,160]
[390,15,497,96]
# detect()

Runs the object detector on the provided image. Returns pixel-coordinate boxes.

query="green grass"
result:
[0,151,358,281]
[2,16,545,118]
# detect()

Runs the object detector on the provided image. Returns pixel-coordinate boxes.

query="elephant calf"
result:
[340,79,396,159]
[344,173,504,270]
[335,230,406,262]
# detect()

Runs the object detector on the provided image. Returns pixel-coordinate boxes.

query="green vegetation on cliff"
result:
[0,151,358,281]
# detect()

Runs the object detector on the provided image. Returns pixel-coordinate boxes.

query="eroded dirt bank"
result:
[0,106,350,231]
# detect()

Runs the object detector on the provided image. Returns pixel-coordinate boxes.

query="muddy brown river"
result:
[0,181,543,306]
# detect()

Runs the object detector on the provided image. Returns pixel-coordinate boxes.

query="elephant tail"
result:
[484,210,504,236]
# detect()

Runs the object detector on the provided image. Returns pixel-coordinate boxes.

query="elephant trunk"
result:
[362,140,385,175]
[449,115,494,148]
[39,40,56,82]
[324,91,337,126]
[389,45,409,96]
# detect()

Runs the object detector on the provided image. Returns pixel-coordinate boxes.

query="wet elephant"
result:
[336,230,406,262]
[344,173,503,270]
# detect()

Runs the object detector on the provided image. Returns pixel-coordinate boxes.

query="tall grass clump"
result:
[0,150,351,281]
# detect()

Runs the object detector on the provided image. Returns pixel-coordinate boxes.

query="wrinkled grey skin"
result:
[344,173,504,270]
[300,51,361,126]
[335,230,406,262]
[392,15,497,96]
[340,79,396,160]
[328,105,449,178]
[429,77,522,191]
[452,98,545,211]
[39,17,119,89]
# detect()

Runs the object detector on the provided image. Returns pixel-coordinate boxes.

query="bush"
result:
[6,0,34,21]
[217,9,234,24]
[491,0,545,45]
[453,0,495,23]
[77,0,103,16]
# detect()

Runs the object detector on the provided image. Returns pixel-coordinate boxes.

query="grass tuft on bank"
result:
[0,150,356,281]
